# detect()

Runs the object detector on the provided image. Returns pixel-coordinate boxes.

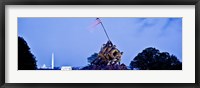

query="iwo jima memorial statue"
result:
[82,18,127,70]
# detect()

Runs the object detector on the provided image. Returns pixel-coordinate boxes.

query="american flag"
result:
[93,18,101,27]
[88,18,102,31]
[89,18,110,40]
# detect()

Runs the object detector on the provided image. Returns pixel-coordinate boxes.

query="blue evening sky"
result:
[18,18,182,67]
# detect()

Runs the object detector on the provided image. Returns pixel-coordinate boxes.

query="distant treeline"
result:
[18,36,182,70]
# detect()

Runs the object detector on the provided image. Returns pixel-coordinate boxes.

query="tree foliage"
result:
[87,53,98,64]
[18,36,37,70]
[81,63,128,70]
[130,47,182,70]
[83,53,128,70]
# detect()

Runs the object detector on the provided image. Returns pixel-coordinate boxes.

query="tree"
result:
[18,36,37,70]
[87,53,98,64]
[82,53,128,70]
[130,47,182,70]
[81,63,128,70]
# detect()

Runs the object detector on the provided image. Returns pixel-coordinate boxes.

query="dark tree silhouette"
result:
[87,53,98,65]
[83,53,128,70]
[18,36,37,70]
[130,47,182,70]
[81,64,128,70]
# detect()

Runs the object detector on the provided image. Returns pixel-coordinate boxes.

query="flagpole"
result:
[97,18,111,41]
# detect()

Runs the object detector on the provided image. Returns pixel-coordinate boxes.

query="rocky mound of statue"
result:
[81,40,128,70]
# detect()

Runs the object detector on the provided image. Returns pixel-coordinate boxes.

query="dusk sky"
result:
[18,18,182,68]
